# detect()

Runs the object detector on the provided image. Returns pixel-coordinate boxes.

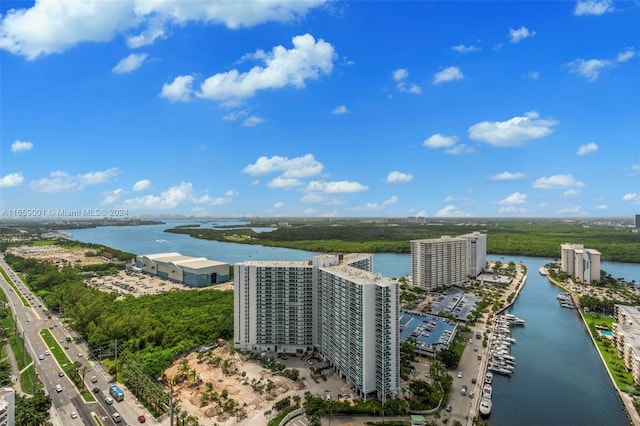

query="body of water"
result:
[66,221,636,425]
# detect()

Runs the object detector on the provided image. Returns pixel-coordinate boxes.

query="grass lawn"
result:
[582,312,637,392]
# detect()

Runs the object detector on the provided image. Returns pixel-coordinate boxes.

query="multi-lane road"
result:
[0,255,151,425]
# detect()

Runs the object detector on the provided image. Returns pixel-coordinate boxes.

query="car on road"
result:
[461,385,467,396]
[38,354,44,360]
[112,413,122,423]
[71,411,78,419]
[469,391,474,398]
[105,396,114,405]
[45,350,50,356]
[445,403,452,412]
[55,384,63,393]
[457,371,463,378]
[58,372,64,377]
[137,415,146,423]
[90,376,98,383]
[93,387,100,393]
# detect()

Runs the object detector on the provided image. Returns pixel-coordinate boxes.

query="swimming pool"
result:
[599,330,614,338]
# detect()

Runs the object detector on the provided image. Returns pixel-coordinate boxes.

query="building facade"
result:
[613,305,640,385]
[136,252,229,286]
[0,388,15,426]
[459,232,487,278]
[234,253,400,403]
[560,244,601,284]
[411,236,467,291]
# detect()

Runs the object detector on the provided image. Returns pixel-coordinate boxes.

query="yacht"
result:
[479,397,492,416]
[483,384,493,398]
[485,372,493,384]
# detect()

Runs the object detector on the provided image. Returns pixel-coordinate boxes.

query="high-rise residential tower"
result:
[234,253,400,402]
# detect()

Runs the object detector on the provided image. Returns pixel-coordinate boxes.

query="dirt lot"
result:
[164,344,351,425]
[8,244,105,266]
[87,270,233,298]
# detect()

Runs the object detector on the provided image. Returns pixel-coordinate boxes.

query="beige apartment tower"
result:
[411,236,467,291]
[560,243,601,284]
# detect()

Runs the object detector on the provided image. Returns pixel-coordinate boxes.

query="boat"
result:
[485,372,493,384]
[489,365,513,376]
[479,397,492,416]
[483,384,493,398]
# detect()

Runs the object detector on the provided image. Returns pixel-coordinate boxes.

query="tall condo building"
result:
[410,236,467,291]
[560,243,601,284]
[234,253,400,403]
[0,388,15,426]
[459,232,487,278]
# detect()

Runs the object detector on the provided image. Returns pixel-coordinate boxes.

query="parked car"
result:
[70,412,78,419]
[138,415,146,423]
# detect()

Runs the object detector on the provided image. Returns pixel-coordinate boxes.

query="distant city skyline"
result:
[1,1,639,218]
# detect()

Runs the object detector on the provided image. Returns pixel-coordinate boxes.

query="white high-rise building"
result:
[459,232,487,278]
[0,388,15,426]
[234,253,400,402]
[560,243,601,284]
[411,236,467,291]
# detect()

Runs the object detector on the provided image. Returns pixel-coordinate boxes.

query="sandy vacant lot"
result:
[163,344,353,426]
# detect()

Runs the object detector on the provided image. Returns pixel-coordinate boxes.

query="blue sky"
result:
[1,0,639,219]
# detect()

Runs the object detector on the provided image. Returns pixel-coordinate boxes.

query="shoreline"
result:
[467,262,528,425]
[540,269,639,426]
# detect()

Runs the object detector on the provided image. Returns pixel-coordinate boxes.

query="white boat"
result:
[483,384,492,398]
[479,397,492,416]
[485,372,493,384]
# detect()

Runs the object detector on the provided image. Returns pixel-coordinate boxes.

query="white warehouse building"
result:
[136,252,229,287]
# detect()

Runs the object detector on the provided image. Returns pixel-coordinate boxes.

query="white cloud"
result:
[577,142,598,156]
[30,167,120,192]
[126,28,165,48]
[444,144,475,155]
[532,174,585,189]
[300,193,345,205]
[123,181,232,209]
[468,111,558,147]
[11,140,33,153]
[563,189,580,198]
[622,193,639,202]
[498,192,527,205]
[132,179,151,191]
[332,105,350,114]
[527,71,540,80]
[564,58,611,81]
[451,44,481,53]
[0,0,328,59]
[423,134,458,148]
[112,53,148,74]
[222,109,249,121]
[392,68,421,94]
[386,171,413,183]
[629,165,640,176]
[434,205,472,217]
[243,116,264,127]
[102,188,123,205]
[574,0,614,16]
[267,177,303,189]
[509,26,536,43]
[594,204,607,210]
[362,196,398,210]
[160,75,194,102]
[243,154,323,178]
[197,34,335,101]
[491,171,525,180]
[273,202,284,209]
[433,66,464,84]
[0,172,24,188]
[617,48,636,63]
[304,180,368,193]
